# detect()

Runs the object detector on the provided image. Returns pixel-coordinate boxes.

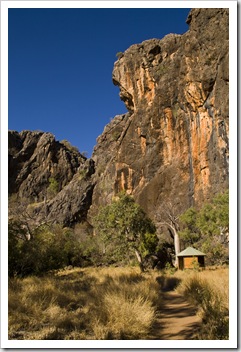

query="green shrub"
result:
[47,177,59,199]
[8,223,98,277]
[116,51,124,59]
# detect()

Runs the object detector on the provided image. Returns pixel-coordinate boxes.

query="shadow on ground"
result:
[148,275,201,340]
[156,275,181,291]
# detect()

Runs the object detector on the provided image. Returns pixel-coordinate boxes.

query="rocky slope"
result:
[9,130,95,226]
[90,8,229,221]
[9,8,229,229]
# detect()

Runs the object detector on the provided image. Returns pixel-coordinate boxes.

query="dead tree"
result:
[155,201,181,267]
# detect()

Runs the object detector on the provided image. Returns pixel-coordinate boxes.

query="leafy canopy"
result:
[179,190,229,265]
[93,193,157,263]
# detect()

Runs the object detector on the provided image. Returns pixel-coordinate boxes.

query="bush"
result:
[47,177,59,199]
[116,51,124,59]
[60,140,80,154]
[8,222,98,277]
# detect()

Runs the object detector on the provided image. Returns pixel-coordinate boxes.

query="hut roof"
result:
[177,246,206,257]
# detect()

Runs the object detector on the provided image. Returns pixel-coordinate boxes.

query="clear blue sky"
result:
[8,8,190,157]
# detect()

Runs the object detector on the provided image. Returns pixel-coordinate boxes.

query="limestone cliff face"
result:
[91,8,229,219]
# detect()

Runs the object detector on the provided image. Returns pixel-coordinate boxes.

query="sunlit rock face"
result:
[90,8,229,219]
[9,9,229,228]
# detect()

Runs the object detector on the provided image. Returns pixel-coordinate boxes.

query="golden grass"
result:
[8,267,159,340]
[8,266,229,340]
[175,267,229,339]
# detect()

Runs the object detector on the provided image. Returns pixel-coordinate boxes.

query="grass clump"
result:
[9,267,159,340]
[176,268,229,339]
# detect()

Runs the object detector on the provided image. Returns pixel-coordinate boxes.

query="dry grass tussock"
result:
[175,267,229,339]
[8,266,229,340]
[8,267,160,340]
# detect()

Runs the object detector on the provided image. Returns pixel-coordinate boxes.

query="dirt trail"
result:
[149,278,202,340]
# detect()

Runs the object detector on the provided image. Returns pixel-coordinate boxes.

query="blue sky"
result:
[8,8,190,157]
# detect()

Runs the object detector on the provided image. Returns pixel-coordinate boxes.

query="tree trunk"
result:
[173,228,180,268]
[134,249,144,272]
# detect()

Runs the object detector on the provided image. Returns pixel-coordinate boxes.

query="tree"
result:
[8,221,95,276]
[179,207,201,247]
[197,190,229,238]
[155,202,181,267]
[93,193,157,271]
[179,190,229,265]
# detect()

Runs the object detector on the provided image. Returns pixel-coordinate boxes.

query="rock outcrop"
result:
[9,8,229,229]
[90,8,229,221]
[9,130,95,227]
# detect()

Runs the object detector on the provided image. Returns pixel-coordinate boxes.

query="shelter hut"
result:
[177,247,206,270]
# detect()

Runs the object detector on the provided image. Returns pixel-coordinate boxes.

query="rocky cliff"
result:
[90,8,229,221]
[9,130,95,226]
[9,8,229,228]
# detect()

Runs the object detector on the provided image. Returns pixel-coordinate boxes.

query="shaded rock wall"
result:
[9,131,95,227]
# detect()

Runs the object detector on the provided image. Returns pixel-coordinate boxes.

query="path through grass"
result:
[8,266,228,340]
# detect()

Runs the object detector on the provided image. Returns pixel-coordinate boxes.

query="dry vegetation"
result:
[8,267,160,340]
[8,266,229,340]
[175,267,229,339]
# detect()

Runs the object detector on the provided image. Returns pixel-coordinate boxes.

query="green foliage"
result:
[179,207,201,246]
[47,177,59,199]
[140,232,158,257]
[197,191,229,236]
[8,222,97,277]
[164,262,176,275]
[179,190,229,265]
[8,220,28,276]
[116,51,124,59]
[157,64,167,75]
[93,193,157,266]
[171,103,179,119]
[78,168,88,180]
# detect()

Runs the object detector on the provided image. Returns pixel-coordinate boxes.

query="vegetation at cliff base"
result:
[179,190,229,265]
[8,190,229,277]
[8,223,100,277]
[8,191,229,340]
[93,193,158,271]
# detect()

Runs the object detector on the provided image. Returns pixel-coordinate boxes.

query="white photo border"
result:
[1,1,238,349]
